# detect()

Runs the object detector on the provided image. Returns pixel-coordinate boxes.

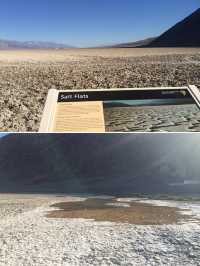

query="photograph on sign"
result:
[103,94,200,132]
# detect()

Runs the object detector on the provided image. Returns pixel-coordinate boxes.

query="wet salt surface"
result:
[0,195,200,266]
[104,104,200,132]
[106,202,131,208]
[47,198,192,225]
[132,198,200,223]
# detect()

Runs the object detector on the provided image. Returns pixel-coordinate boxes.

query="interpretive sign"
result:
[39,85,200,132]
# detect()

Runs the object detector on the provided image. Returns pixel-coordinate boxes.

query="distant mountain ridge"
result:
[107,37,156,48]
[0,39,73,49]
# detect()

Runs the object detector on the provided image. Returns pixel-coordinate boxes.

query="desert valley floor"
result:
[0,48,200,131]
[0,194,200,266]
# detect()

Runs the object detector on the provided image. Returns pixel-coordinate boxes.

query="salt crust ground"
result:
[0,49,200,131]
[0,195,200,266]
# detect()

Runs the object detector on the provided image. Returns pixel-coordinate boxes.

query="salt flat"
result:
[0,194,200,266]
[0,48,200,62]
[0,48,200,131]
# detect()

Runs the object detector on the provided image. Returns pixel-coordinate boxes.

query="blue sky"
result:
[0,0,199,47]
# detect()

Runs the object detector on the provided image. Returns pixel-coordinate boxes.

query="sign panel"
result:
[39,86,200,132]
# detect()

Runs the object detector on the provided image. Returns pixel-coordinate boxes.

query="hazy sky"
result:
[0,0,199,47]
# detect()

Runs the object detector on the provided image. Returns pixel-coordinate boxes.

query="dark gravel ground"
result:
[0,53,199,132]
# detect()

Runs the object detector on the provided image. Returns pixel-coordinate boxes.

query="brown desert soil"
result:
[47,198,192,225]
[0,48,200,131]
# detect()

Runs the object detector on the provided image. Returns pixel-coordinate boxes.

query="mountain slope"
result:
[148,8,200,47]
[0,134,200,195]
[108,37,156,48]
[0,39,73,49]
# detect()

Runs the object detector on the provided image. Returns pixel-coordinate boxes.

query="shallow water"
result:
[47,197,200,225]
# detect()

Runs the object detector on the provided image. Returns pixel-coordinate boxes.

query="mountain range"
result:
[105,37,156,48]
[0,134,199,195]
[0,40,73,49]
[1,8,200,50]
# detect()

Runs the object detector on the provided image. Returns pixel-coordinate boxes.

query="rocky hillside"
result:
[148,8,200,47]
[110,9,200,48]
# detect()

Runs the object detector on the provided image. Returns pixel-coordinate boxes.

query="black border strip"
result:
[58,89,192,103]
